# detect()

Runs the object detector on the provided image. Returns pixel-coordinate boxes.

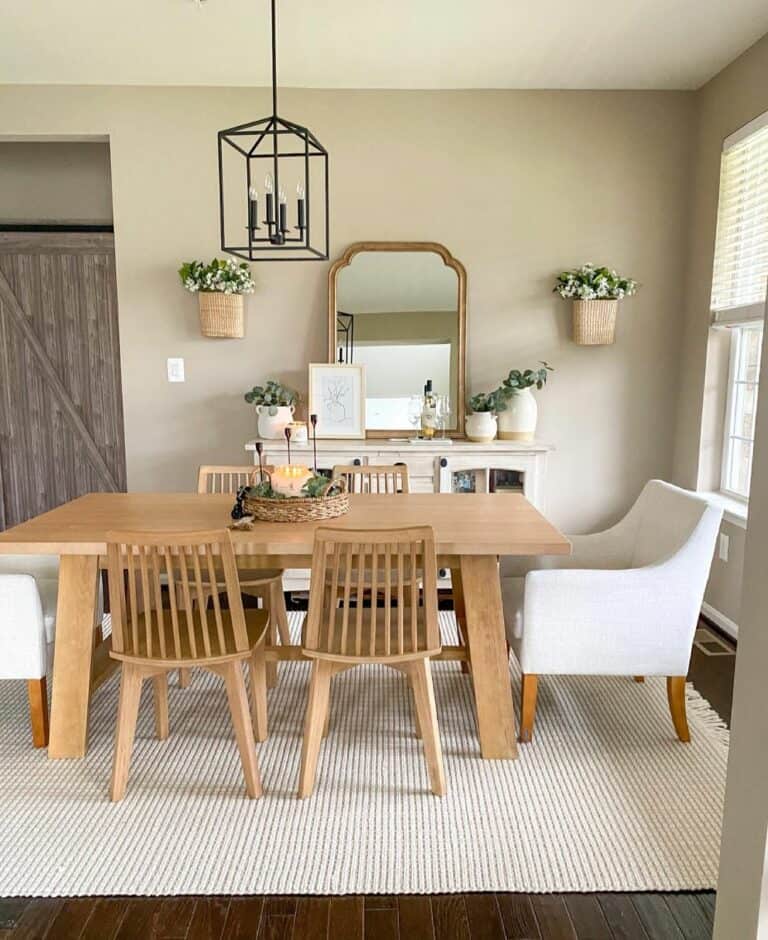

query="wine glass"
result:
[407,395,422,437]
[436,395,452,439]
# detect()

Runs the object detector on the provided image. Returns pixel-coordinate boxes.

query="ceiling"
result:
[3,0,768,90]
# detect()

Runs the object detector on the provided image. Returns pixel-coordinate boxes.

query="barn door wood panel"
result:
[0,232,126,530]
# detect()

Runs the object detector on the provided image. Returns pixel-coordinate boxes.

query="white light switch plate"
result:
[167,358,185,382]
[719,533,729,562]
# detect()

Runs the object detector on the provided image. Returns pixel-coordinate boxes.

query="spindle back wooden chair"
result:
[191,465,290,688]
[332,464,410,495]
[298,525,445,798]
[106,529,269,801]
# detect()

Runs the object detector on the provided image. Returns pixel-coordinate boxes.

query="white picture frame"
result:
[308,363,366,439]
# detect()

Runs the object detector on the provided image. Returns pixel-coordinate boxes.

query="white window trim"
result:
[720,323,761,502]
[723,109,768,150]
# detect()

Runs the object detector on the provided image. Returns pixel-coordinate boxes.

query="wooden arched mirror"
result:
[328,241,467,438]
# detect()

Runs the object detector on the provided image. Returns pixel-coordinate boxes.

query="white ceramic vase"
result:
[465,411,497,443]
[256,404,295,440]
[498,387,538,441]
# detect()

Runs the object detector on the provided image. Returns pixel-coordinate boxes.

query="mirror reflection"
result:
[335,251,461,431]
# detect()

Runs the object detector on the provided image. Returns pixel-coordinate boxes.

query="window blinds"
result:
[711,115,768,322]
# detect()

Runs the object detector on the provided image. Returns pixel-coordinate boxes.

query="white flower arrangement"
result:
[554,263,638,301]
[178,258,255,295]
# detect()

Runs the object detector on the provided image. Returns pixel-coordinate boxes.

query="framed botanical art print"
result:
[308,363,366,439]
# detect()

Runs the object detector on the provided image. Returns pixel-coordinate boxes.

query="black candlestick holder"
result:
[310,413,318,474]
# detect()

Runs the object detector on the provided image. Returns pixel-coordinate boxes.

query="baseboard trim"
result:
[702,602,739,640]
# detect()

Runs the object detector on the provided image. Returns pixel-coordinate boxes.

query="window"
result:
[722,323,763,499]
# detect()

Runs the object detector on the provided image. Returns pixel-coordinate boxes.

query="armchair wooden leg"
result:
[408,660,445,796]
[153,674,169,740]
[217,661,263,799]
[269,580,291,646]
[110,664,144,802]
[520,674,538,744]
[27,678,49,748]
[298,660,333,799]
[667,676,690,742]
[249,646,268,743]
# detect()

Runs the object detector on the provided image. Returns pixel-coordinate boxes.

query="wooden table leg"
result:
[48,554,100,759]
[459,555,518,760]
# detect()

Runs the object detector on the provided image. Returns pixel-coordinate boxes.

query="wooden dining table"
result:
[0,491,569,762]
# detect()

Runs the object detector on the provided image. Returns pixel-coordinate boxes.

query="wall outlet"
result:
[719,533,729,562]
[167,358,185,382]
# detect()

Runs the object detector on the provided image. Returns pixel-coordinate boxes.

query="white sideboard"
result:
[245,438,552,591]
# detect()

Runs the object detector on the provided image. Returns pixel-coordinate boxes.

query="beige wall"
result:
[672,33,768,626]
[0,141,113,223]
[0,85,693,531]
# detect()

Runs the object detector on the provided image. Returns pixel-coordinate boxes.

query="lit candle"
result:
[270,464,313,497]
[248,185,259,232]
[264,173,274,225]
[296,181,306,230]
[288,421,308,443]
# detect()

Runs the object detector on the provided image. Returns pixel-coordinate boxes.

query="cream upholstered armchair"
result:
[0,555,61,747]
[500,481,723,743]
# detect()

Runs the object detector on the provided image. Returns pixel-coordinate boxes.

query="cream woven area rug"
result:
[0,613,728,897]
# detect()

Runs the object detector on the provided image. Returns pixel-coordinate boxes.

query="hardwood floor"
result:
[0,617,734,940]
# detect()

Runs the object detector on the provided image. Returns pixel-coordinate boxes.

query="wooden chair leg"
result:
[266,618,278,690]
[408,660,445,796]
[322,678,332,738]
[298,660,334,799]
[218,661,263,799]
[270,580,291,646]
[110,664,145,802]
[153,673,169,740]
[520,673,538,743]
[178,669,191,688]
[667,676,690,742]
[451,566,471,675]
[411,684,422,740]
[249,645,268,743]
[633,676,645,683]
[27,677,49,748]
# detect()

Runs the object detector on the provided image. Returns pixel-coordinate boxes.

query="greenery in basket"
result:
[553,264,637,301]
[246,473,337,500]
[468,390,503,413]
[179,259,255,295]
[495,362,553,411]
[244,380,300,414]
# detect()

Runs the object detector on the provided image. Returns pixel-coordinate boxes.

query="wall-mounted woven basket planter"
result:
[198,292,244,339]
[572,299,618,345]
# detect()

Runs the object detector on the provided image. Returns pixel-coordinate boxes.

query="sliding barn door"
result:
[0,232,126,530]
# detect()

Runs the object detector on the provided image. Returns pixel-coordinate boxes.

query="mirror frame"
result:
[328,241,467,438]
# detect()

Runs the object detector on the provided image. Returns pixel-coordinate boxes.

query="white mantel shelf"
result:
[245,439,553,454]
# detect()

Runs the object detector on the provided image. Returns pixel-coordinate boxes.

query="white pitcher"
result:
[256,404,295,440]
[465,411,497,443]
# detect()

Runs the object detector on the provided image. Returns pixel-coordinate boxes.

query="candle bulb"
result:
[264,173,274,226]
[279,187,288,233]
[310,413,318,474]
[255,440,264,482]
[284,425,292,465]
[248,185,259,232]
[296,181,306,230]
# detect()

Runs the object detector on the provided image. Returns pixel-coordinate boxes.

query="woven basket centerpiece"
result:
[243,471,349,523]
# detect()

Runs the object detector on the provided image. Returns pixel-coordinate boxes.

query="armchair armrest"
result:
[0,574,48,680]
[519,557,702,677]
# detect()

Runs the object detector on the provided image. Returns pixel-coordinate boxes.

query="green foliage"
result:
[179,258,255,295]
[468,390,502,413]
[244,379,299,414]
[496,361,553,411]
[301,475,333,498]
[553,263,637,301]
[244,472,335,501]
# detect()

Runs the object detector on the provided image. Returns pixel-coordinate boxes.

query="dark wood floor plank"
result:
[597,895,649,940]
[398,896,434,940]
[257,914,293,940]
[463,894,504,939]
[187,898,232,940]
[264,898,297,916]
[6,899,63,940]
[365,907,399,940]
[366,896,397,911]
[220,897,264,940]
[328,897,363,940]
[530,896,575,940]
[115,899,163,940]
[0,898,28,930]
[80,898,128,940]
[43,897,95,940]
[292,897,328,940]
[431,895,470,940]
[154,897,197,939]
[662,894,713,940]
[631,895,685,940]
[563,895,611,939]
[496,895,541,939]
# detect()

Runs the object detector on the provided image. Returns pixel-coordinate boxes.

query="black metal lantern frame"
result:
[217,0,329,262]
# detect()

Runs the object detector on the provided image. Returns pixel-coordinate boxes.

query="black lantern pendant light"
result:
[217,0,329,261]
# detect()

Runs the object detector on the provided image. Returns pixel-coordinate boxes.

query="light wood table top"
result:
[0,492,571,557]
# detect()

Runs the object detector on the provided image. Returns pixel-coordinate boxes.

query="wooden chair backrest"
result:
[106,529,248,663]
[197,465,274,494]
[332,464,410,495]
[304,526,439,661]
